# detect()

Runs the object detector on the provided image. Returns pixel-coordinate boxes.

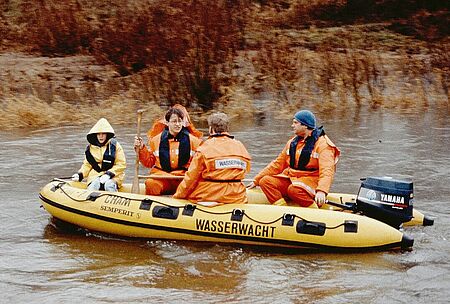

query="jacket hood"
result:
[87,118,115,146]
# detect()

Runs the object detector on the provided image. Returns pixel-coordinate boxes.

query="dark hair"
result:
[164,107,184,122]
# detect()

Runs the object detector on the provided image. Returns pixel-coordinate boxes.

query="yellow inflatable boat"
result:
[39,179,414,251]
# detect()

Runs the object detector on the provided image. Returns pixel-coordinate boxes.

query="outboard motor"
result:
[356,176,414,228]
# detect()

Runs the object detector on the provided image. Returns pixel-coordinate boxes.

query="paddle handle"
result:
[131,109,145,193]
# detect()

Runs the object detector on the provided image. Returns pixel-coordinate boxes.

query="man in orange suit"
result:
[248,110,340,208]
[174,112,251,204]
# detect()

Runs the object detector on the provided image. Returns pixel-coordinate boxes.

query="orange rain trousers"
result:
[145,178,181,196]
[259,175,314,207]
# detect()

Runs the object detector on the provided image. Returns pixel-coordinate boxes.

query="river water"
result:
[1,107,449,303]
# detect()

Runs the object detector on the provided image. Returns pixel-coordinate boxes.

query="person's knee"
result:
[104,180,118,192]
[259,175,272,188]
[287,186,314,207]
[145,179,163,195]
[87,178,101,190]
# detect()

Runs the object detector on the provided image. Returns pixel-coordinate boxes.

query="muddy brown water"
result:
[1,108,449,303]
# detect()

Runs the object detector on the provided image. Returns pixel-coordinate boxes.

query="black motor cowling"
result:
[356,176,414,228]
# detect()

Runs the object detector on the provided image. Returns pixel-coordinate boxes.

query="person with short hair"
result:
[247,110,340,208]
[71,118,126,192]
[134,106,202,195]
[147,104,203,139]
[173,112,251,204]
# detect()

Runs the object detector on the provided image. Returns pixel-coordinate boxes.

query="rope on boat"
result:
[51,180,351,231]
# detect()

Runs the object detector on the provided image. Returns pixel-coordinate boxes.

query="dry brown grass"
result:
[0,94,163,130]
[3,0,249,110]
[0,0,448,130]
[246,14,448,114]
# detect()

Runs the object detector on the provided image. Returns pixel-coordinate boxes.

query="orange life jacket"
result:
[139,129,202,176]
[255,133,340,196]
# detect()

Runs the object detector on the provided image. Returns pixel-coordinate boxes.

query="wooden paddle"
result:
[131,109,146,194]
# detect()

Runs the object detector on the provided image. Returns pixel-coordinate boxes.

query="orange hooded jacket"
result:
[173,133,251,204]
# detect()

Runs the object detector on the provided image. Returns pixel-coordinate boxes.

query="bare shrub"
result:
[286,0,346,27]
[91,2,175,76]
[160,0,247,111]
[286,0,449,30]
[340,49,364,106]
[9,0,249,110]
[251,33,390,110]
[361,52,385,108]
[252,42,307,105]
[315,47,339,104]
[429,43,449,102]
[91,0,248,110]
[0,12,9,50]
[19,0,93,55]
[396,52,433,107]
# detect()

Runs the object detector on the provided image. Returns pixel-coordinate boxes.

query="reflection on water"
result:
[42,224,245,293]
[0,109,449,303]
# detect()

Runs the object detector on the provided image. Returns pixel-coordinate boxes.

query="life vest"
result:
[159,127,191,172]
[85,138,117,173]
[289,127,324,171]
[286,128,340,196]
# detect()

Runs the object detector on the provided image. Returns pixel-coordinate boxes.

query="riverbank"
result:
[0,1,448,130]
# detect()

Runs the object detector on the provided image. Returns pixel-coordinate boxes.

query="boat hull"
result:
[39,180,413,251]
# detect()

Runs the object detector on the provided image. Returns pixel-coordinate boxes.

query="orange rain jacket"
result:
[138,131,202,176]
[254,135,340,197]
[173,133,251,204]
